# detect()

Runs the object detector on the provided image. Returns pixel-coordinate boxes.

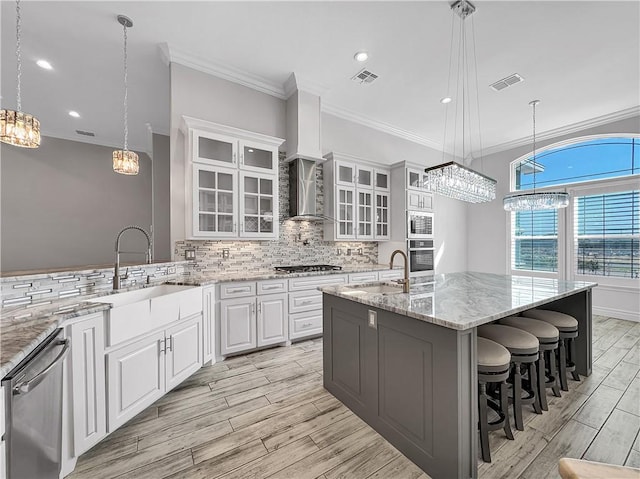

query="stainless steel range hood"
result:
[285,74,328,221]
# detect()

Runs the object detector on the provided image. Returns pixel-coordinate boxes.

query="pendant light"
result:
[112,14,139,175]
[423,0,496,204]
[503,101,569,211]
[0,0,41,148]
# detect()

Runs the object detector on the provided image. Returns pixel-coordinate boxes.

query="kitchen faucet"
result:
[113,225,152,290]
[389,249,410,293]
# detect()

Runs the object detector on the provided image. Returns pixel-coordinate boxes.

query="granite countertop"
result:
[319,271,597,331]
[0,263,394,379]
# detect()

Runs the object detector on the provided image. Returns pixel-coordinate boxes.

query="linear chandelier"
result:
[113,14,139,175]
[503,100,569,211]
[0,0,41,148]
[424,0,496,204]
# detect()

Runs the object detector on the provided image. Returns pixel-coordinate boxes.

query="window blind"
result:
[575,190,639,278]
[511,209,558,272]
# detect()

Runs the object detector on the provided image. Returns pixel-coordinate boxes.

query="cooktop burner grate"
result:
[274,265,342,274]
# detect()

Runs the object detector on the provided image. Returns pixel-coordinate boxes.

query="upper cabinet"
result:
[323,152,390,242]
[182,117,284,240]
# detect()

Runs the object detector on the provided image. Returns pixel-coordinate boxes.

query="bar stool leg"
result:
[512,362,524,431]
[528,361,542,414]
[537,353,548,411]
[478,382,491,462]
[547,349,561,397]
[569,337,581,382]
[500,380,514,440]
[558,339,569,391]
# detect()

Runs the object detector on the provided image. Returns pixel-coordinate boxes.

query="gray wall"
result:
[1,136,163,272]
[152,133,171,261]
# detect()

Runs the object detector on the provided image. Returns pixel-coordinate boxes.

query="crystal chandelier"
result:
[0,0,41,148]
[113,15,139,175]
[424,0,496,204]
[503,100,569,211]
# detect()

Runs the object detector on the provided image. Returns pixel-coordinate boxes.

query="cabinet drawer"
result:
[288,274,348,292]
[219,281,256,299]
[289,290,322,314]
[348,272,379,284]
[379,269,404,280]
[289,311,322,340]
[257,279,287,295]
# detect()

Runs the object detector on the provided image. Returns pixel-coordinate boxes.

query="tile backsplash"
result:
[176,155,379,274]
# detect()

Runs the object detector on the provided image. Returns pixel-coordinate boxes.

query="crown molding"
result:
[164,44,287,100]
[283,73,329,99]
[322,103,443,151]
[479,105,640,157]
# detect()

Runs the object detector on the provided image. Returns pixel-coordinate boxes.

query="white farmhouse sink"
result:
[89,284,202,346]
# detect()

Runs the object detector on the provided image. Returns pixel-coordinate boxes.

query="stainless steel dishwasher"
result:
[2,329,69,479]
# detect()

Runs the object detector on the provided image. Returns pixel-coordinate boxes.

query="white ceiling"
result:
[2,1,639,156]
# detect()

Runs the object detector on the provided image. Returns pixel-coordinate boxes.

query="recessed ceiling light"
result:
[68,111,80,118]
[440,97,452,104]
[354,51,369,62]
[36,59,53,70]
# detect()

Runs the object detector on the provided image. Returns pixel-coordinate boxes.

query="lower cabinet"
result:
[70,314,107,456]
[107,314,202,431]
[220,293,288,355]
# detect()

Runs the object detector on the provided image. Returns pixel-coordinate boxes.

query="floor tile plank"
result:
[583,409,640,465]
[573,384,625,429]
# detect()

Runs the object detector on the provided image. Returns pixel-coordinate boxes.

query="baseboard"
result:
[593,306,640,322]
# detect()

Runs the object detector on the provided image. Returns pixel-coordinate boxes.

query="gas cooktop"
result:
[274,265,342,274]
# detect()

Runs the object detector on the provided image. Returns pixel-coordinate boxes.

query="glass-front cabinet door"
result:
[193,130,238,167]
[375,192,390,240]
[240,172,278,239]
[238,141,278,173]
[407,167,429,190]
[355,165,373,190]
[374,169,390,191]
[193,165,237,237]
[336,186,355,239]
[335,161,356,187]
[357,190,373,239]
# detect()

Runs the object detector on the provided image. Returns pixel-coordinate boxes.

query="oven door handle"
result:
[13,339,70,395]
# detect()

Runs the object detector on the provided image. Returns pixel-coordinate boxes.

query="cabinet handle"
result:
[258,302,262,314]
[240,153,244,164]
[233,152,236,164]
[227,287,249,293]
[262,285,280,290]
[251,303,256,314]
[159,339,165,354]
[302,322,313,328]
[299,300,314,305]
[167,336,173,352]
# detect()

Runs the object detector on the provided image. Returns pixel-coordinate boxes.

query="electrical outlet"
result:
[222,248,230,259]
[184,249,196,260]
[347,249,352,256]
[357,248,363,255]
[337,248,342,256]
[368,310,377,329]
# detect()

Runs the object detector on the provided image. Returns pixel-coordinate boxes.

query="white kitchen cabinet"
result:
[220,296,256,355]
[202,285,216,364]
[107,331,165,431]
[407,166,429,190]
[70,313,106,456]
[257,293,288,347]
[348,271,379,284]
[165,316,202,391]
[182,117,284,240]
[219,280,288,355]
[379,269,404,281]
[324,152,390,242]
[107,314,202,431]
[407,190,433,211]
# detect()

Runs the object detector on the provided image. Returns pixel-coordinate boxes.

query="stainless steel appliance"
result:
[407,211,434,239]
[408,239,435,275]
[275,264,342,274]
[2,329,69,479]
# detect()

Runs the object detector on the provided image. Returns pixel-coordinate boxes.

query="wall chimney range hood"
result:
[285,74,329,221]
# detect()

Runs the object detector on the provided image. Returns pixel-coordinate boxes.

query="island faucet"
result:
[389,249,410,293]
[113,225,152,290]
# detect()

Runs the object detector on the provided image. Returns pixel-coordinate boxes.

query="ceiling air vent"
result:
[490,73,524,92]
[75,130,95,137]
[352,68,379,85]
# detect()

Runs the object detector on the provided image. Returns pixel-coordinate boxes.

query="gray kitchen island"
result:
[320,272,597,479]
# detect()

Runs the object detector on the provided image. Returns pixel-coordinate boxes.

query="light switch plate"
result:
[368,310,377,329]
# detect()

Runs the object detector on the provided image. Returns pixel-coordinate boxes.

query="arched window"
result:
[509,135,640,280]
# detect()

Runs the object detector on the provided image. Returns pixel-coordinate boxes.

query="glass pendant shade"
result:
[0,109,40,148]
[113,149,139,175]
[424,161,496,203]
[503,191,569,211]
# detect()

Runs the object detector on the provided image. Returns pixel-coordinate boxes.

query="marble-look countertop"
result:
[319,271,597,331]
[0,263,395,379]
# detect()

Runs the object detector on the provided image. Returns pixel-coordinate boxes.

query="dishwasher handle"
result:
[13,339,70,395]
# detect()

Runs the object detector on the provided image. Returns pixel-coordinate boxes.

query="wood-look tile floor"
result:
[68,315,640,479]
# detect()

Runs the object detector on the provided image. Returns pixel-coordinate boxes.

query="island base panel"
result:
[323,295,478,479]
